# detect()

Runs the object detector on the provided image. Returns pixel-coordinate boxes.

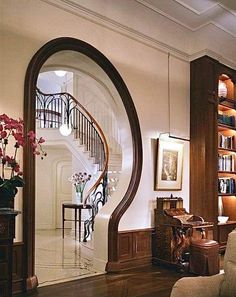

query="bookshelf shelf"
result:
[218,147,236,153]
[219,97,236,109]
[218,171,236,174]
[218,123,236,132]
[191,56,236,251]
[218,103,233,112]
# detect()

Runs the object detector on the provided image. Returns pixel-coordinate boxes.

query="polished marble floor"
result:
[35,229,103,287]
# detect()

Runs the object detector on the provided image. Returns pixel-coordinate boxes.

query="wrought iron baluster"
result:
[83,171,108,242]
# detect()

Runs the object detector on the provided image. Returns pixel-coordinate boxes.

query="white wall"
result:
[36,147,72,230]
[1,0,190,270]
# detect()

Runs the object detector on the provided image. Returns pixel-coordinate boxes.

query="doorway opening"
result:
[34,59,122,285]
[23,37,142,289]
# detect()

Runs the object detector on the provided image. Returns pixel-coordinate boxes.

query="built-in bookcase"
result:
[190,56,236,250]
[218,74,236,222]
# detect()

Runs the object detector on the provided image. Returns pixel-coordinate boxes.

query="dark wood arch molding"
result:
[23,37,143,288]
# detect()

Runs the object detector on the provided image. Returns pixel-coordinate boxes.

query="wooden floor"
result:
[16,265,190,297]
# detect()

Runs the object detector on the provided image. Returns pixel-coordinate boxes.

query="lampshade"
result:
[59,123,72,136]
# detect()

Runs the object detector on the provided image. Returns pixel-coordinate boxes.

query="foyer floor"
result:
[35,229,103,287]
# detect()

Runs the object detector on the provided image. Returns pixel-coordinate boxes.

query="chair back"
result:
[220,229,236,297]
[223,229,236,272]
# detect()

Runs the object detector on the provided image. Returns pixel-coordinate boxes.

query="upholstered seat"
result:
[170,230,236,297]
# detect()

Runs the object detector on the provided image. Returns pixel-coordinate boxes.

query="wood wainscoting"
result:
[13,242,24,294]
[112,228,153,271]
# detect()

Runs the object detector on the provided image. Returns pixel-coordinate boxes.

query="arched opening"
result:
[23,37,142,288]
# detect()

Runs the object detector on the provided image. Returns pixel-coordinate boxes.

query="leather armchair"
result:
[170,230,236,297]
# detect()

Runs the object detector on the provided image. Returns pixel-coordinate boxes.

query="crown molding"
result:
[174,0,218,15]
[137,0,236,38]
[40,0,236,69]
[40,0,189,61]
[189,49,236,69]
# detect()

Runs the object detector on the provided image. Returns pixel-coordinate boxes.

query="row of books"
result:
[218,133,235,150]
[218,177,236,194]
[218,113,236,127]
[218,154,235,172]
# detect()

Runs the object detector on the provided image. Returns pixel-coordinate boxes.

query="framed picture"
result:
[155,138,184,190]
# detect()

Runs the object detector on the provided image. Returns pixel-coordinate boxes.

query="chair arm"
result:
[170,273,224,297]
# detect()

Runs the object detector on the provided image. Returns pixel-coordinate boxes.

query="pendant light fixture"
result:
[54,70,67,77]
[159,53,189,142]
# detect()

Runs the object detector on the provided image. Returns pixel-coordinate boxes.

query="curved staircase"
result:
[36,88,121,241]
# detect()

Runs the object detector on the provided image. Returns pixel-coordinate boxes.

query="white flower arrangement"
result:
[68,172,92,194]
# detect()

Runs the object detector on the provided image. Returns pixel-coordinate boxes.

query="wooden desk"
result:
[62,203,92,242]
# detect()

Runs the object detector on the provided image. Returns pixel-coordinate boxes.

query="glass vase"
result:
[75,191,83,204]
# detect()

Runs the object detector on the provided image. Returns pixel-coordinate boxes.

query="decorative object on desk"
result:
[218,216,229,224]
[69,172,91,204]
[155,138,184,190]
[0,113,46,208]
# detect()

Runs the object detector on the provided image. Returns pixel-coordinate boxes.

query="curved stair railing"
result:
[36,88,109,241]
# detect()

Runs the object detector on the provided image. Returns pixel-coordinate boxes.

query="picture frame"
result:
[155,138,184,190]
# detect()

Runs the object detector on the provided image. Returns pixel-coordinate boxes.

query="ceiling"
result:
[137,0,236,37]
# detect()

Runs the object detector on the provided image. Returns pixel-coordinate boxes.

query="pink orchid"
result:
[27,130,35,141]
[0,114,46,181]
[38,137,45,144]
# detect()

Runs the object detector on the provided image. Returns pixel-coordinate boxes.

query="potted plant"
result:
[0,114,46,208]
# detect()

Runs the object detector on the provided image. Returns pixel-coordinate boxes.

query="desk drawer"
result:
[0,263,8,280]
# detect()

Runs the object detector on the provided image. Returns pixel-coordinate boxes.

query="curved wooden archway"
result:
[23,37,143,288]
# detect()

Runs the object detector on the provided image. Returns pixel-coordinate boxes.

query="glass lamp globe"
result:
[54,70,67,77]
[59,123,72,136]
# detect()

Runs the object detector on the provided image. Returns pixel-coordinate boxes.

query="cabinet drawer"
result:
[0,263,8,280]
[0,280,8,297]
[0,246,8,262]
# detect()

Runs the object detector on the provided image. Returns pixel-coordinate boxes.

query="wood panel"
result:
[133,231,151,258]
[190,56,218,224]
[12,242,24,294]
[118,233,133,261]
[111,229,152,272]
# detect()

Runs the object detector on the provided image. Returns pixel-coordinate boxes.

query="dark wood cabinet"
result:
[217,221,236,251]
[0,210,19,297]
[190,56,236,250]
